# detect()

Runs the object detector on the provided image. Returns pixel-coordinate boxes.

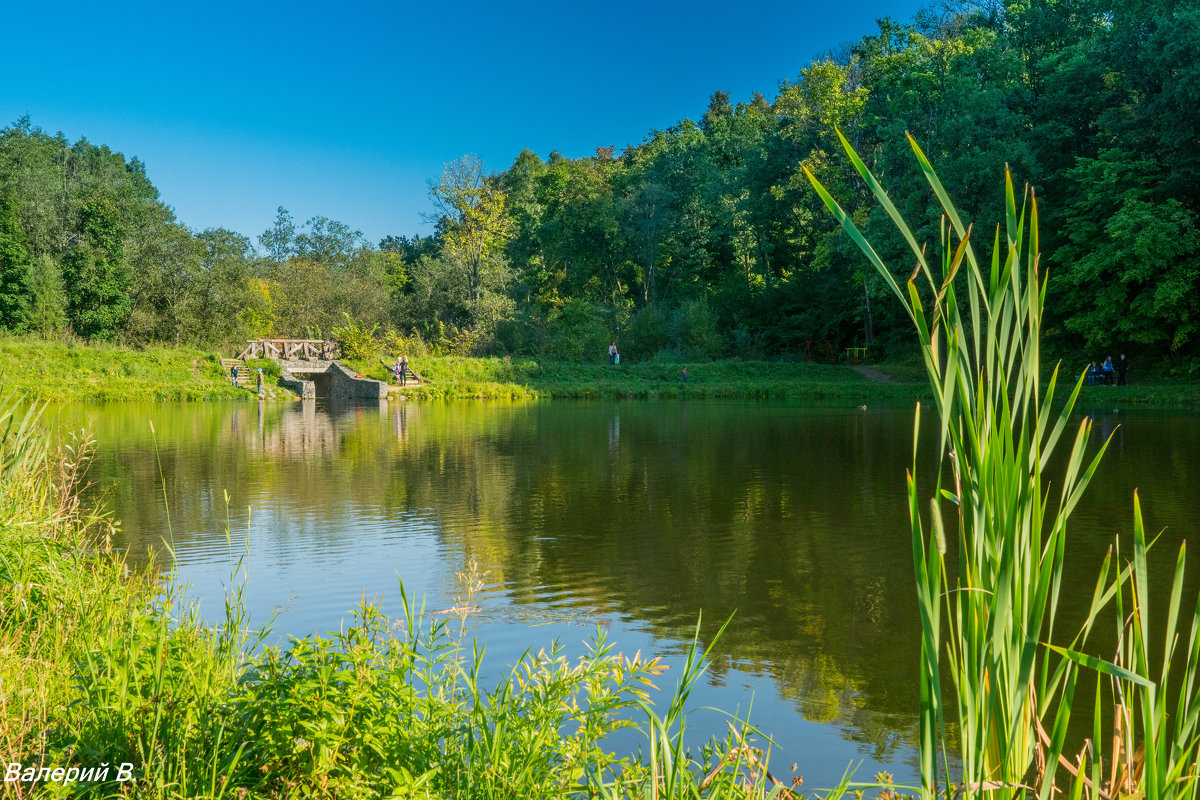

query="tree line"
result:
[0,0,1196,364]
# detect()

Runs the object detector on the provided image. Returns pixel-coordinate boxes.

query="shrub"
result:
[331,313,379,360]
[545,298,610,362]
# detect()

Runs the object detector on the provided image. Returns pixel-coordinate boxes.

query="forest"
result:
[0,0,1196,367]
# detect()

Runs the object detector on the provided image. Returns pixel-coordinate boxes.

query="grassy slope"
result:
[1,339,289,401]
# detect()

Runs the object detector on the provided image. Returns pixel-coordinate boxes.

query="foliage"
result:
[258,206,297,261]
[331,312,379,360]
[430,155,515,328]
[382,329,432,359]
[3,0,1199,367]
[0,188,31,331]
[62,198,131,340]
[1053,150,1200,352]
[244,356,282,380]
[544,298,611,362]
[26,253,67,338]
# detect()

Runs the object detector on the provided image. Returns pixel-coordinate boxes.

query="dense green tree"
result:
[536,151,624,305]
[191,228,263,346]
[258,207,296,261]
[428,155,515,348]
[0,190,31,331]
[26,254,67,339]
[126,221,203,343]
[62,198,130,340]
[1053,150,1200,352]
[4,1,1199,365]
[295,216,364,269]
[393,253,471,349]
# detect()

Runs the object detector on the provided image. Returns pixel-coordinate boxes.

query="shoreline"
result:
[5,338,1199,408]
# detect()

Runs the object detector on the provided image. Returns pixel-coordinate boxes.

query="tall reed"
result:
[805,132,1200,800]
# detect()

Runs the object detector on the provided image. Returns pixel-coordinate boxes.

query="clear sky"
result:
[4,0,927,246]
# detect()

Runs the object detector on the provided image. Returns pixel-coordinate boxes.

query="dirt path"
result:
[850,365,898,384]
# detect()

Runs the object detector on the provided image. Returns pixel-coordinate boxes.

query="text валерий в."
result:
[5,762,135,784]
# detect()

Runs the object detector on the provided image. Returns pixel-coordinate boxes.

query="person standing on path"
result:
[256,367,264,397]
[681,366,688,383]
[609,342,618,365]
[231,364,239,387]
[1118,353,1128,386]
[399,355,409,386]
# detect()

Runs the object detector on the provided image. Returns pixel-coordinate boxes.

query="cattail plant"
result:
[806,132,1199,800]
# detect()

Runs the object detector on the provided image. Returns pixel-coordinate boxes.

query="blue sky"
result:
[4,0,927,246]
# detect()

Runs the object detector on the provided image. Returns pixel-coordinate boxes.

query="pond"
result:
[49,398,1199,789]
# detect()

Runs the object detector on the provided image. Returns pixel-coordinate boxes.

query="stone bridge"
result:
[278,359,388,401]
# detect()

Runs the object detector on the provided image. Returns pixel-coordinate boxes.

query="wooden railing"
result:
[238,339,339,361]
[843,346,869,364]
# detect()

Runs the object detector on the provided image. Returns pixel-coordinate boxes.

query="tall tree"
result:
[0,189,31,331]
[429,155,514,325]
[62,198,130,339]
[295,216,364,270]
[26,254,67,339]
[258,206,297,261]
[1053,149,1200,352]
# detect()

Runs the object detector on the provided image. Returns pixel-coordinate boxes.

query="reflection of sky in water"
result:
[56,398,1200,790]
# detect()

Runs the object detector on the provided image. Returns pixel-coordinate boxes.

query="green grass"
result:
[3,336,1198,408]
[0,338,292,401]
[1073,380,1200,407]
[347,353,933,403]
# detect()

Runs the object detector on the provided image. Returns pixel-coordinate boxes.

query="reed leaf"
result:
[805,135,1200,800]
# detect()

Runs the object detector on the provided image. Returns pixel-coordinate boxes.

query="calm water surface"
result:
[50,399,1200,788]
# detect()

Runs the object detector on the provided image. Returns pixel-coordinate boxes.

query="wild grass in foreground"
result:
[1,395,892,799]
[807,134,1200,799]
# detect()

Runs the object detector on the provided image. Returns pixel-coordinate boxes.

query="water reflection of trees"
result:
[65,400,925,758]
[64,402,1199,763]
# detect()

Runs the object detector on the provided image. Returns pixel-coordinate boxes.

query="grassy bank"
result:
[5,335,1199,407]
[0,339,291,401]
[347,353,934,403]
[2,396,862,799]
[355,352,1200,408]
[1073,380,1200,408]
